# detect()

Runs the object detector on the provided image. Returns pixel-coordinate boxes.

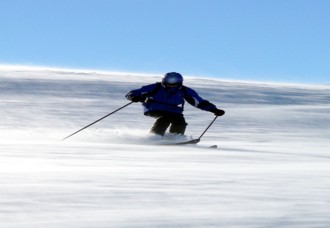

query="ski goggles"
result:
[164,82,182,87]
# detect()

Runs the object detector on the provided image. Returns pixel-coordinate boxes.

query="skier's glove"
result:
[126,93,145,102]
[210,108,225,116]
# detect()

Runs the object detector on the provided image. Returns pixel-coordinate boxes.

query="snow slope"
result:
[1,66,330,227]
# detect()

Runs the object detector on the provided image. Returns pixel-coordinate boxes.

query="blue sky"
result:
[0,0,329,84]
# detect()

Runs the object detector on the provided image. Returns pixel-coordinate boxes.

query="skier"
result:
[125,72,225,137]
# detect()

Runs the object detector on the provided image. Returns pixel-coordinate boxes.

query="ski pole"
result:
[175,115,219,145]
[62,101,134,140]
[195,115,219,142]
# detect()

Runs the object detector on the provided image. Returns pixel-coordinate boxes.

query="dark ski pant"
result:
[145,111,187,136]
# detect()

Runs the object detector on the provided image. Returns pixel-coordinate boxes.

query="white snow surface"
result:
[1,66,330,227]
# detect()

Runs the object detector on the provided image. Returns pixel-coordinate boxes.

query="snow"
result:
[1,66,330,227]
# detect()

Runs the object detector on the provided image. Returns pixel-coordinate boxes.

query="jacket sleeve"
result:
[184,87,217,111]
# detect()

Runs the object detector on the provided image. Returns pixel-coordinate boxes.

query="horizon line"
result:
[0,63,328,88]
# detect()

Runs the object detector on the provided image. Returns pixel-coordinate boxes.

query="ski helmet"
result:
[162,72,183,86]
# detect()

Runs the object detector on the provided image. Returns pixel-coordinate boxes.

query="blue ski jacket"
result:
[127,82,217,114]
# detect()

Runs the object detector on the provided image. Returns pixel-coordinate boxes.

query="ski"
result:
[168,138,217,147]
[158,138,199,146]
[173,138,200,145]
[158,138,218,149]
